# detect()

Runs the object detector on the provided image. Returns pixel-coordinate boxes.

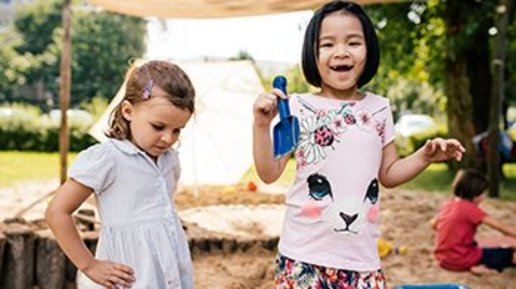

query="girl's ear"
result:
[121,100,134,121]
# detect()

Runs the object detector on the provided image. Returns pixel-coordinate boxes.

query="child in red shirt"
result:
[431,169,516,273]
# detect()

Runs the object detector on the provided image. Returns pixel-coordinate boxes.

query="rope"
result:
[13,188,100,226]
[14,189,57,218]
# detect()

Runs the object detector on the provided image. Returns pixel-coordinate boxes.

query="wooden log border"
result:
[0,220,278,287]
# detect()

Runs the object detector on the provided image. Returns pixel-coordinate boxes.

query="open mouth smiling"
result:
[330,64,353,72]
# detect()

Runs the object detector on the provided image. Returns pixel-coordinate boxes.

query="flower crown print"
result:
[295,96,388,169]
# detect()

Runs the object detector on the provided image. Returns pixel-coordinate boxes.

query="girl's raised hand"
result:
[422,138,466,162]
[253,88,287,127]
[83,259,135,289]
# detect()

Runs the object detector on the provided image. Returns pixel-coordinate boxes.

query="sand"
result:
[175,185,516,289]
[1,182,515,288]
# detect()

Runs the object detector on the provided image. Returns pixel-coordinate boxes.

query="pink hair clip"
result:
[143,79,154,100]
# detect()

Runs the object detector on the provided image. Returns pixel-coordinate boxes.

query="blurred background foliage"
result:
[0,0,145,110]
[0,0,515,161]
[1,0,516,199]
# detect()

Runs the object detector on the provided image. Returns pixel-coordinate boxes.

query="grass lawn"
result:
[0,151,77,188]
[399,163,516,200]
[2,151,516,201]
[242,159,516,201]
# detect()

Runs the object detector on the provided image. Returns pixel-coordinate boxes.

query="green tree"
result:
[14,1,62,55]
[11,0,63,107]
[71,10,146,105]
[366,2,447,121]
[440,0,499,168]
[1,0,146,109]
[0,29,28,102]
[229,50,255,61]
[366,1,511,169]
[259,64,310,95]
[286,65,310,94]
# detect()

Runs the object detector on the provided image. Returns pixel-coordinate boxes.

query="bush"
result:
[396,125,448,157]
[0,104,98,151]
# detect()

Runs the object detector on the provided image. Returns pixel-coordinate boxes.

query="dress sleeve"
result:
[469,204,487,225]
[68,143,115,195]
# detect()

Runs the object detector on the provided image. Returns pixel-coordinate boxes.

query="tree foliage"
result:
[14,1,63,55]
[0,0,146,109]
[71,9,146,105]
[0,29,28,102]
[229,50,255,61]
[364,0,514,170]
[365,2,447,120]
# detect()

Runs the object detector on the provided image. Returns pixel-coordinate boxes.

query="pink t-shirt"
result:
[278,92,395,271]
[434,199,486,271]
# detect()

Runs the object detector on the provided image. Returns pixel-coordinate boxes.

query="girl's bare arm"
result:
[252,89,290,183]
[45,179,135,288]
[379,138,465,188]
[483,216,516,238]
[253,124,290,183]
[45,179,96,270]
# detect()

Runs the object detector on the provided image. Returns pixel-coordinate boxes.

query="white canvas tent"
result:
[89,60,264,186]
[88,0,404,18]
[58,0,409,183]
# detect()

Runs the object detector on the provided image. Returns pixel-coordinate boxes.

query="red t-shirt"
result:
[434,198,486,271]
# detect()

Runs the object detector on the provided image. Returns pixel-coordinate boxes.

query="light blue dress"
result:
[70,138,193,289]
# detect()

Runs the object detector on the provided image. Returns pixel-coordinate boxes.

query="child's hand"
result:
[253,88,287,127]
[430,217,438,230]
[422,138,465,162]
[83,259,135,288]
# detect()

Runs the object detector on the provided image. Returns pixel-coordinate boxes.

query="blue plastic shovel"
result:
[272,76,300,159]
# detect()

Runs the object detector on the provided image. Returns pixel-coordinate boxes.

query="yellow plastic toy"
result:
[377,238,407,258]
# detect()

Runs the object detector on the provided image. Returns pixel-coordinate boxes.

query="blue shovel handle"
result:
[273,76,290,120]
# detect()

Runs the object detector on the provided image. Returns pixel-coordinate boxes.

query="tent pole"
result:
[59,0,72,184]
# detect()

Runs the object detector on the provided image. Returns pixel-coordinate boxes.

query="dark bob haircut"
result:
[452,169,489,201]
[301,1,380,88]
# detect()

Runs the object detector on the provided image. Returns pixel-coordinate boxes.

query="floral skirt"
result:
[275,254,388,289]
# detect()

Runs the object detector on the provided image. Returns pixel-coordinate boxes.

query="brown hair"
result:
[452,169,489,201]
[107,60,195,140]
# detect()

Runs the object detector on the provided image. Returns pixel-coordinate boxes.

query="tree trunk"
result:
[444,57,477,169]
[466,26,492,134]
[444,2,478,169]
[1,224,36,289]
[35,230,67,289]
